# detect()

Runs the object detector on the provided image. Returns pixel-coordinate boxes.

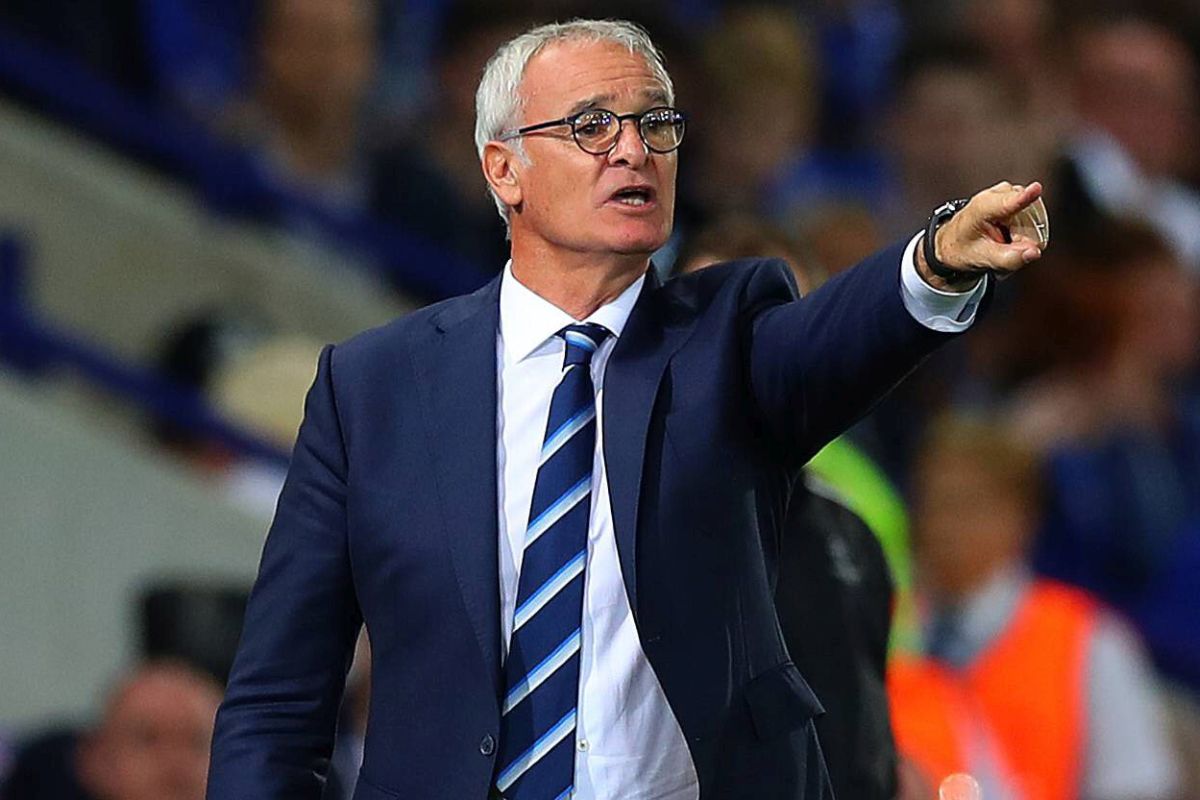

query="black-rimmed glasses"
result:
[499,106,687,155]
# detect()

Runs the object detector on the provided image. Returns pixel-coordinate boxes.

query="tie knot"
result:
[560,323,609,367]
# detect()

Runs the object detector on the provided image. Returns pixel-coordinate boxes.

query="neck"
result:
[929,558,1015,606]
[509,239,650,320]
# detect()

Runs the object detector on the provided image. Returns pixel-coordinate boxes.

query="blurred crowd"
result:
[4,0,1195,288]
[2,0,1200,798]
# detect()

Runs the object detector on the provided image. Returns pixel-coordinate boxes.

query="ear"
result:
[482,141,524,211]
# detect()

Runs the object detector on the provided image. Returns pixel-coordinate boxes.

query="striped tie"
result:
[494,323,609,800]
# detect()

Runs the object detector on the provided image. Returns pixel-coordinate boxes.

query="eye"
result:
[640,108,685,150]
[641,109,674,131]
[574,111,613,138]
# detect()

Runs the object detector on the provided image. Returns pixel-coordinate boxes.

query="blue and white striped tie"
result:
[494,323,609,800]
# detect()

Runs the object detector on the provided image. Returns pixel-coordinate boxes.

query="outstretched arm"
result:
[747,181,1048,463]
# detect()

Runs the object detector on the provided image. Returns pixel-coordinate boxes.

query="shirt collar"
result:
[498,260,646,366]
[924,565,1032,667]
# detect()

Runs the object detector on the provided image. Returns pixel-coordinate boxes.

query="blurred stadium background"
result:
[1,0,1199,798]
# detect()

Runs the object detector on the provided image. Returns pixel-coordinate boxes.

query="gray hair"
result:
[474,19,675,229]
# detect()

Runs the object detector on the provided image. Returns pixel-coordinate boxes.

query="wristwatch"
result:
[923,198,981,286]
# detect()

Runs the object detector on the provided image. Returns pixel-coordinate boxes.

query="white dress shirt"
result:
[495,246,981,799]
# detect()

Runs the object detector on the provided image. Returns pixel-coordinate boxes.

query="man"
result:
[889,415,1179,799]
[1054,13,1200,270]
[2,661,221,800]
[207,19,1045,800]
[78,661,221,800]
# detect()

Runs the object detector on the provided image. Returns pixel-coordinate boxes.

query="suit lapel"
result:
[604,273,695,618]
[412,277,503,698]
[407,270,695,689]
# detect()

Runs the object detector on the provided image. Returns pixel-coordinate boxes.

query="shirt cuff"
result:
[899,232,986,333]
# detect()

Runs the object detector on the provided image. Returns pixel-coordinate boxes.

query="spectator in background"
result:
[960,0,1067,184]
[882,45,1017,238]
[2,662,222,800]
[372,1,540,272]
[686,7,821,220]
[1006,223,1199,453]
[889,415,1180,799]
[76,662,221,800]
[1054,13,1200,270]
[684,5,889,236]
[1001,222,1200,692]
[222,0,380,220]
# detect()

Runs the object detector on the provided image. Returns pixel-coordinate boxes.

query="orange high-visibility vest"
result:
[888,580,1099,800]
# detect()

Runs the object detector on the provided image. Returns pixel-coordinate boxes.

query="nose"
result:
[607,118,648,168]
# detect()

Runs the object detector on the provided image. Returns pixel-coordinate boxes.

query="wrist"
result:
[921,199,983,290]
[915,233,982,291]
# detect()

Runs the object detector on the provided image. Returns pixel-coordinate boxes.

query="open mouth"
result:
[609,186,657,207]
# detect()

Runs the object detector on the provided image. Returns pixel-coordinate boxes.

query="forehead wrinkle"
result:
[566,92,617,117]
[566,87,672,118]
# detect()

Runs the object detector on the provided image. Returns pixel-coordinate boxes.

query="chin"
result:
[606,222,671,255]
[609,239,664,256]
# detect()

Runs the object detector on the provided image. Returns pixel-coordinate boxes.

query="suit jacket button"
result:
[480,734,496,756]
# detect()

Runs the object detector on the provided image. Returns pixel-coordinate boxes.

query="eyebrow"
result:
[564,87,671,118]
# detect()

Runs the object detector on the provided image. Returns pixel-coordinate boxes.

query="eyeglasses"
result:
[499,106,687,155]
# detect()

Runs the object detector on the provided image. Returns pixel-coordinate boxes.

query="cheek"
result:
[530,163,604,219]
[659,168,678,212]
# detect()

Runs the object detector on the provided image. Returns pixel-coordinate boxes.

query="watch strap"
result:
[924,198,982,286]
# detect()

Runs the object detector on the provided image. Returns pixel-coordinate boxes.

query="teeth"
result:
[614,190,649,206]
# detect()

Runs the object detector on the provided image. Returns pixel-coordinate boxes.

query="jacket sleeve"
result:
[207,344,363,799]
[746,241,952,466]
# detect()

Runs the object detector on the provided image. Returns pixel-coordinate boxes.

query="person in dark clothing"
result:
[776,473,899,800]
[0,728,92,800]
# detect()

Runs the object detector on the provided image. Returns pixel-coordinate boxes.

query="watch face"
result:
[1007,196,1050,247]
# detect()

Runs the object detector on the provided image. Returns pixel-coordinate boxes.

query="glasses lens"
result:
[640,108,685,152]
[572,110,617,153]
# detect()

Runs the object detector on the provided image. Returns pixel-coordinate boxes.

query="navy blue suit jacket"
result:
[207,242,953,799]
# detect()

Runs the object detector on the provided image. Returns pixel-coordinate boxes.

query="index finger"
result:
[972,181,1044,224]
